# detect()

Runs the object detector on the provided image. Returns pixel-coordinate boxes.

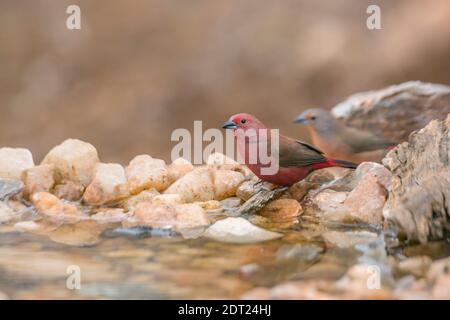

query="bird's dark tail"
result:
[328,158,358,169]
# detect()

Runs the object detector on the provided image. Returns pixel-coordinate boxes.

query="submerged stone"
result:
[203,217,282,244]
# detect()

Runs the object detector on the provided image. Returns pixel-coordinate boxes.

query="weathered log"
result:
[236,187,286,215]
[383,114,450,243]
[332,81,450,144]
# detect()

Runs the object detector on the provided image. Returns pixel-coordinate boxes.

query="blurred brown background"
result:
[1,0,449,163]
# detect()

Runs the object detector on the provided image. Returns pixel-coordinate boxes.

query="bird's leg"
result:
[252,179,280,192]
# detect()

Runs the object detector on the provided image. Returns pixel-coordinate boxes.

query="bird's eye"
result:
[310,116,316,120]
[240,119,247,124]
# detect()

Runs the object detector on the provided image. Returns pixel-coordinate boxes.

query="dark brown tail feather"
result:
[330,159,358,169]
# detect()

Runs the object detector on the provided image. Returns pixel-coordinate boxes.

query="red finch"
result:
[222,113,357,186]
[294,108,397,163]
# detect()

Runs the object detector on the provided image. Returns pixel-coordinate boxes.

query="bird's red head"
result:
[222,113,266,131]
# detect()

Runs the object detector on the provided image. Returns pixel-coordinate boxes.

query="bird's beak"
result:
[293,115,307,124]
[222,119,238,129]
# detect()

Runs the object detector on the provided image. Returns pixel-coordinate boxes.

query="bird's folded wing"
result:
[278,139,327,167]
[342,127,396,153]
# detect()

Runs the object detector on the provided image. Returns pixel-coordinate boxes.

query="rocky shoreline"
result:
[0,81,449,299]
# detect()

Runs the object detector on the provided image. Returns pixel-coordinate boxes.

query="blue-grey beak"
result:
[222,119,238,129]
[293,115,307,124]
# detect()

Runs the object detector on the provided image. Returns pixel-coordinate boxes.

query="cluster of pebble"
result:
[0,138,395,243]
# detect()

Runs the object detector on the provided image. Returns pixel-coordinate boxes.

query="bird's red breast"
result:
[223,113,357,186]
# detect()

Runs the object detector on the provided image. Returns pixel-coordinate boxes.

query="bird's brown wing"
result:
[277,138,327,167]
[340,126,396,153]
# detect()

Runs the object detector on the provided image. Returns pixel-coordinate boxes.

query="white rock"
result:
[21,164,55,199]
[220,197,242,208]
[204,217,282,244]
[0,148,34,180]
[309,164,388,226]
[164,167,215,202]
[13,220,41,232]
[313,189,349,221]
[41,139,99,186]
[164,167,244,202]
[344,173,387,225]
[83,163,128,205]
[213,169,244,200]
[174,204,210,229]
[196,200,222,210]
[167,158,194,183]
[152,194,183,205]
[126,155,170,194]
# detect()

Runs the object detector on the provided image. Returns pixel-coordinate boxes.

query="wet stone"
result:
[126,155,170,194]
[53,181,84,201]
[0,179,24,200]
[276,244,323,262]
[259,199,302,221]
[220,197,242,208]
[167,158,194,183]
[32,192,89,224]
[21,164,55,200]
[203,217,282,244]
[83,163,129,205]
[322,230,379,249]
[90,208,128,224]
[395,256,432,278]
[121,189,159,212]
[104,226,176,238]
[0,201,19,224]
[132,202,209,231]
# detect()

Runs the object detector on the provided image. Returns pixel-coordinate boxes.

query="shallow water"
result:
[0,216,448,299]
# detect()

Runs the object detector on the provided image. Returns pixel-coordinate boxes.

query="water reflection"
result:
[0,219,448,299]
